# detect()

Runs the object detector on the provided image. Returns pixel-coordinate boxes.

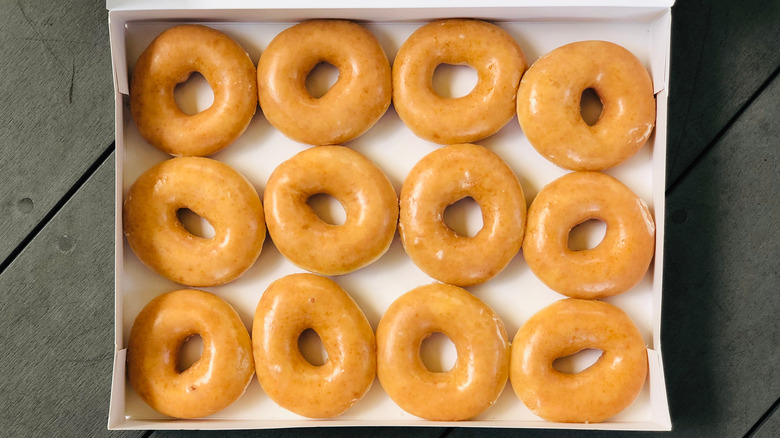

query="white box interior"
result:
[108,1,673,431]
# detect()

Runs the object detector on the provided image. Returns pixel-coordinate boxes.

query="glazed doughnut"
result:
[377,283,509,421]
[523,172,654,299]
[127,289,254,419]
[124,157,265,287]
[399,144,526,286]
[510,299,648,423]
[257,20,391,145]
[393,19,527,144]
[517,41,655,171]
[130,25,257,156]
[253,274,375,418]
[264,146,397,275]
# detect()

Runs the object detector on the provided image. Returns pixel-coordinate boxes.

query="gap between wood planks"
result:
[744,396,780,438]
[0,142,114,277]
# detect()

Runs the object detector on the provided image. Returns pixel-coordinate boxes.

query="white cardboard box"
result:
[107,0,674,431]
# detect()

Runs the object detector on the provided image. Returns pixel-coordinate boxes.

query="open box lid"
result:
[107,1,676,9]
[106,0,676,22]
[107,1,674,96]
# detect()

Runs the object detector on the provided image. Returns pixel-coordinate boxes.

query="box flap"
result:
[107,349,127,430]
[650,10,672,94]
[648,349,672,430]
[108,1,675,11]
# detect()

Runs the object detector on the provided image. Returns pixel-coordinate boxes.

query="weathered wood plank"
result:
[661,75,779,435]
[666,0,780,187]
[0,154,142,438]
[0,0,114,264]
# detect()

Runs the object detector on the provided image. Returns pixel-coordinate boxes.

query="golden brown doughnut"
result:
[517,41,655,171]
[127,289,254,419]
[377,283,510,421]
[264,146,397,275]
[252,273,376,418]
[123,157,265,287]
[130,25,257,156]
[393,19,527,144]
[523,172,655,299]
[257,20,392,145]
[399,144,526,286]
[510,299,648,423]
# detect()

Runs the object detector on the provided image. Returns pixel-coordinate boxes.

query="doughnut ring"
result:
[399,144,526,286]
[123,157,265,287]
[510,298,648,423]
[377,283,510,421]
[517,41,655,170]
[127,289,254,418]
[130,25,258,156]
[252,273,376,418]
[264,146,398,275]
[523,171,655,298]
[393,19,527,144]
[257,20,392,145]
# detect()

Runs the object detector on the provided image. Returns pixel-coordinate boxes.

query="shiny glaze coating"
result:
[393,19,527,144]
[253,274,376,418]
[264,146,398,275]
[257,20,392,145]
[123,157,265,287]
[517,41,655,171]
[523,172,655,298]
[127,289,254,419]
[130,25,257,156]
[399,144,526,286]
[510,299,648,423]
[377,283,509,421]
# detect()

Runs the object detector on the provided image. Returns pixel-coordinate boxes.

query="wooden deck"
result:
[1,0,777,436]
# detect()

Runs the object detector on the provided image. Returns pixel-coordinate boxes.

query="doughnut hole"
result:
[552,348,604,374]
[307,193,347,226]
[432,64,478,98]
[580,87,604,126]
[174,72,214,115]
[443,197,483,237]
[176,334,203,373]
[420,332,457,373]
[176,208,216,239]
[298,328,329,366]
[567,218,606,251]
[305,62,340,98]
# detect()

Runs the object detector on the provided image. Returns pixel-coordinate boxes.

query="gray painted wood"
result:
[0,0,114,263]
[0,154,142,438]
[661,75,779,435]
[666,0,780,187]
